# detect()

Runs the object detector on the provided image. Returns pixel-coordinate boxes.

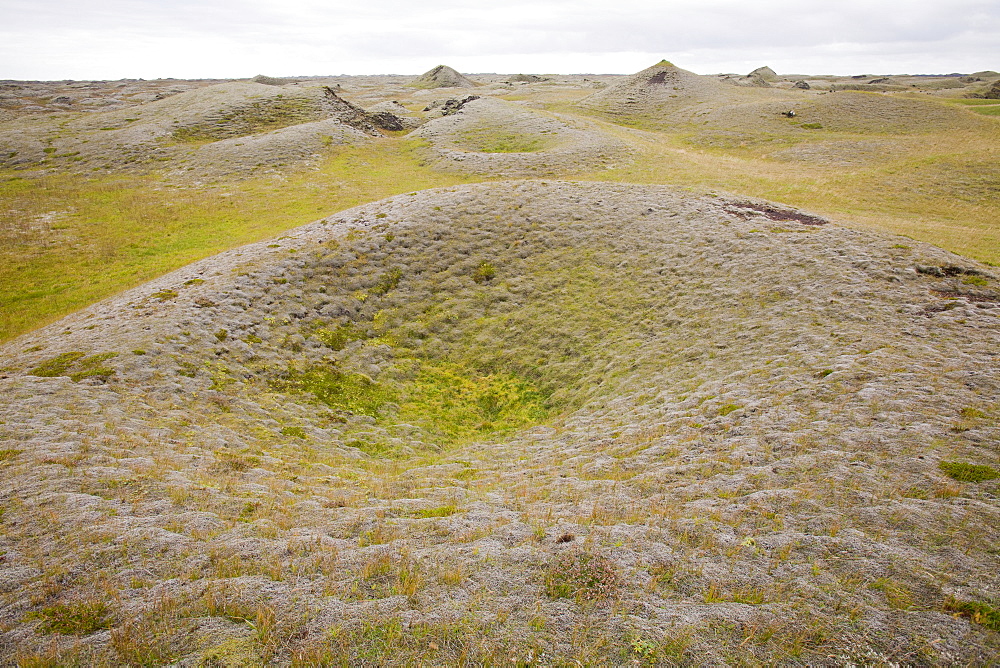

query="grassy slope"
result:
[0,140,478,342]
[2,92,999,343]
[565,103,1000,266]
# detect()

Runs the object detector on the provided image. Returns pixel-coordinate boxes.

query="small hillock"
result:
[409,65,478,89]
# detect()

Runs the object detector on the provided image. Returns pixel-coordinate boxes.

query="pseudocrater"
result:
[6,180,997,465]
[2,181,999,662]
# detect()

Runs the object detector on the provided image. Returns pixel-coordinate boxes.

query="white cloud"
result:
[1,0,997,79]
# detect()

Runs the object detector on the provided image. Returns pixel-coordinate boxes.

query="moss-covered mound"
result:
[1,181,999,664]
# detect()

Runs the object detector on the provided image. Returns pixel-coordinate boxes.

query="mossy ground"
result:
[2,77,1000,661]
[565,111,1000,265]
[0,139,477,342]
[3,81,1000,342]
[454,126,552,153]
[2,180,999,664]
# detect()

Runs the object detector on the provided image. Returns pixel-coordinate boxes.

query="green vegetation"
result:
[280,357,548,450]
[150,288,178,301]
[314,323,366,351]
[29,351,118,382]
[944,596,1000,631]
[415,505,457,518]
[395,360,548,444]
[948,99,1000,106]
[545,551,622,601]
[471,260,496,283]
[371,267,403,296]
[284,364,394,418]
[0,139,477,342]
[938,461,1000,482]
[170,96,321,142]
[30,599,114,635]
[456,126,550,153]
[29,351,85,377]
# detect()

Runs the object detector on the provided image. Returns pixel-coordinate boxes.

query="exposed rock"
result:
[985,80,1000,100]
[367,111,404,131]
[367,100,423,130]
[439,95,479,115]
[422,95,480,115]
[320,86,404,135]
[794,80,811,89]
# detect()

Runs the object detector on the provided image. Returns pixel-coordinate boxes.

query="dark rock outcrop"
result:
[321,87,404,135]
[423,95,480,115]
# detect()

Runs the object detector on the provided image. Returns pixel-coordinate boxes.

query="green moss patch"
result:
[29,600,114,635]
[472,261,496,284]
[455,127,551,153]
[283,364,396,418]
[395,360,548,445]
[939,461,1000,482]
[30,351,86,377]
[944,596,1000,631]
[314,323,367,351]
[171,97,321,143]
[30,351,119,382]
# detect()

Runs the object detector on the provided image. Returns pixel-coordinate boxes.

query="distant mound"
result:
[252,74,290,86]
[796,91,987,133]
[509,74,544,83]
[579,60,733,120]
[413,96,628,176]
[578,60,797,132]
[748,65,778,81]
[0,81,329,170]
[409,65,478,89]
[0,81,378,176]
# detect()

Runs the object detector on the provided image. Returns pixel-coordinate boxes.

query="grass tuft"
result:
[938,461,1000,482]
[30,599,113,636]
[944,596,1000,631]
[545,550,622,601]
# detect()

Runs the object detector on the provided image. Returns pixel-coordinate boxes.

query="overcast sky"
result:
[2,0,998,80]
